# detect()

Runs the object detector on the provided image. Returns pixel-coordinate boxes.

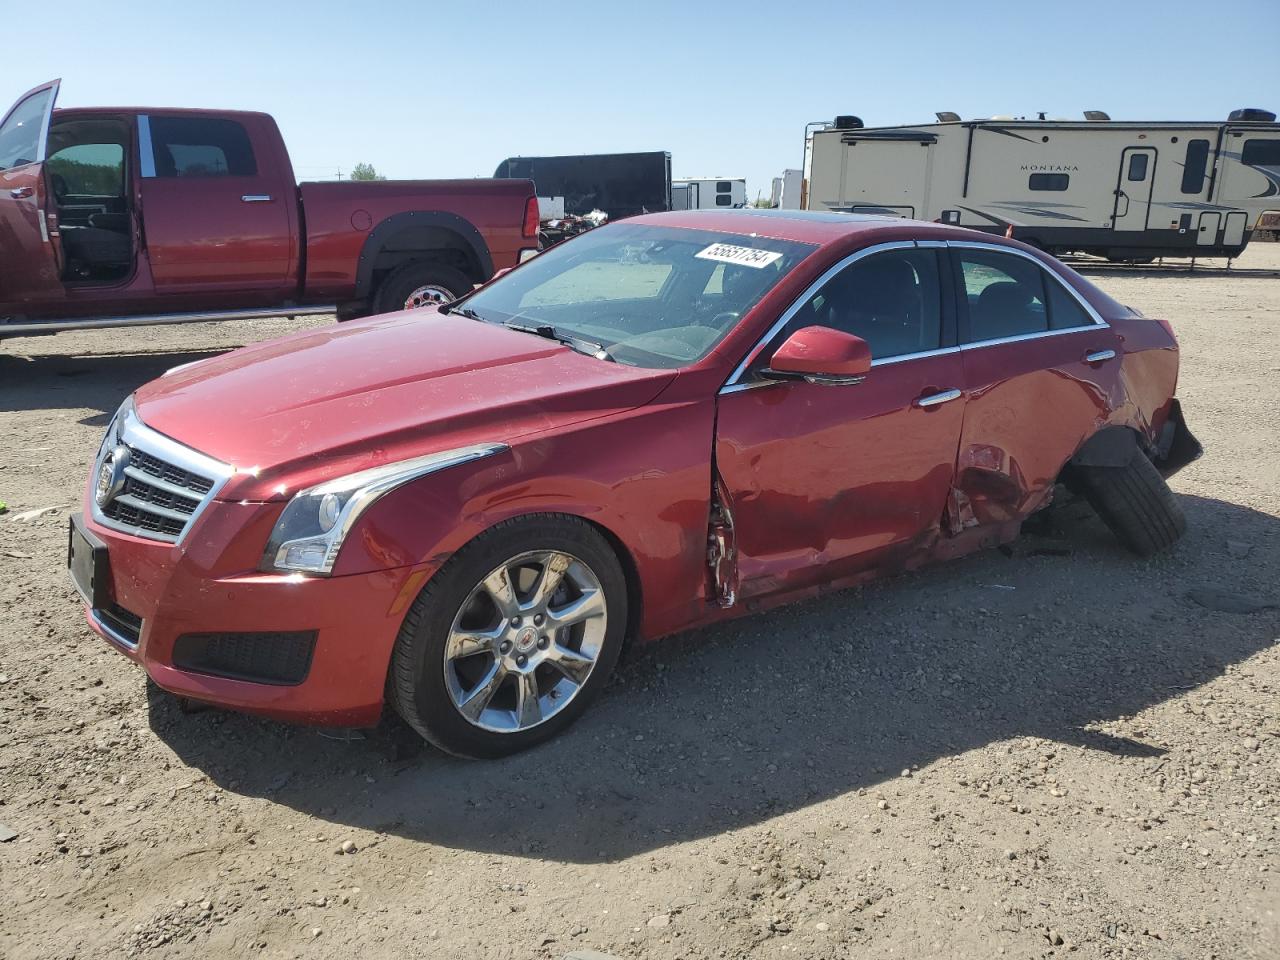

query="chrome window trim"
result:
[718,238,1112,396]
[137,115,155,178]
[720,240,916,391]
[90,403,234,545]
[35,80,61,164]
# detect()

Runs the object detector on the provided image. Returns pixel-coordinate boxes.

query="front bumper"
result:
[72,501,434,727]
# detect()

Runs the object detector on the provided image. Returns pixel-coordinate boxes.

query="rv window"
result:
[1126,153,1149,181]
[716,181,733,192]
[1181,140,1210,194]
[148,116,256,178]
[1241,139,1280,166]
[789,249,942,359]
[715,195,733,206]
[956,250,1047,342]
[1028,173,1069,191]
[1043,273,1094,330]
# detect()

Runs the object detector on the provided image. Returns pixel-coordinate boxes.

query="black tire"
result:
[373,260,473,315]
[1076,451,1186,556]
[388,515,628,759]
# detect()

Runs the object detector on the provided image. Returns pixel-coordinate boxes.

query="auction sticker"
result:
[695,243,783,269]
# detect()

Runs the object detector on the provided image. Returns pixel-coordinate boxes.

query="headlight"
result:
[261,442,508,576]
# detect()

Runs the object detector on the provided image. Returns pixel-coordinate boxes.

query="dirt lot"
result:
[1,247,1277,960]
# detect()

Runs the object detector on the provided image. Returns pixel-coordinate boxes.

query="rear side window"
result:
[791,248,942,359]
[1241,139,1280,166]
[1028,173,1069,191]
[1044,274,1095,330]
[956,250,1047,342]
[148,117,256,177]
[715,194,733,206]
[1181,139,1210,194]
[716,181,733,192]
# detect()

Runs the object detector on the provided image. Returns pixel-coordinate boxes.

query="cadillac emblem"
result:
[95,446,130,507]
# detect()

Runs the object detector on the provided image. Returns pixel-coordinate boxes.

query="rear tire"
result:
[388,515,627,759]
[374,260,473,315]
[1076,451,1186,556]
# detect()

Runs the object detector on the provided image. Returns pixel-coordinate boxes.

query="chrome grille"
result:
[92,399,232,544]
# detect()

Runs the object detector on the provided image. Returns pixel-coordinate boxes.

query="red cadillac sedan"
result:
[69,211,1200,757]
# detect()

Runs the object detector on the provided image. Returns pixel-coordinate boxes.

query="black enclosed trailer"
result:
[494,152,673,220]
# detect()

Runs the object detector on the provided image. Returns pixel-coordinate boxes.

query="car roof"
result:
[626,208,992,247]
[52,106,272,120]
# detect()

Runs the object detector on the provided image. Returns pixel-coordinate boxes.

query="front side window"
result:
[1127,152,1149,181]
[0,87,54,169]
[149,116,256,177]
[460,223,814,369]
[787,249,942,359]
[1181,139,1210,194]
[957,250,1047,341]
[47,143,125,196]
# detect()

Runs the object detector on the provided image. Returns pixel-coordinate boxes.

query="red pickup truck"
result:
[0,80,538,337]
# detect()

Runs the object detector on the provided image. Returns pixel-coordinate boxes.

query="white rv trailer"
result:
[803,109,1280,259]
[770,168,803,209]
[671,177,748,210]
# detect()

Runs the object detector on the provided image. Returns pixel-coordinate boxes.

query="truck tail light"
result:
[522,196,539,239]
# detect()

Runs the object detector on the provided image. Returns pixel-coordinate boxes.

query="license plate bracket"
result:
[68,514,110,609]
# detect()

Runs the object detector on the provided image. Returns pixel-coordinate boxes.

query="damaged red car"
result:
[69,210,1201,757]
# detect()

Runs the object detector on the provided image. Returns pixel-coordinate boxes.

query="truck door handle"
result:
[9,187,34,199]
[915,388,962,408]
[241,194,272,203]
[1084,349,1116,363]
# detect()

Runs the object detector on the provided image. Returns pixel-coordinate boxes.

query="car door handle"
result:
[915,388,962,408]
[1084,349,1117,363]
[241,194,272,203]
[9,187,34,199]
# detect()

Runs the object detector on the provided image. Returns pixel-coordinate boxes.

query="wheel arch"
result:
[353,211,494,301]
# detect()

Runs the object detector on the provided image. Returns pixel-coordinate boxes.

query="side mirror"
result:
[763,326,871,386]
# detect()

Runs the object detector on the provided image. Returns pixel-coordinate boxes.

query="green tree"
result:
[349,162,386,182]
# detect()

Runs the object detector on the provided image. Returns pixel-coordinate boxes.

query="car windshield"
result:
[458,223,815,368]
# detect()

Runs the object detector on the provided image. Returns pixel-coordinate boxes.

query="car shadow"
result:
[0,348,227,415]
[147,493,1279,864]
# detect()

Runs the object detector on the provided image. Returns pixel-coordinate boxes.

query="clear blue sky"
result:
[6,0,1278,199]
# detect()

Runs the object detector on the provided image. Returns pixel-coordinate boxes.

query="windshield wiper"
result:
[503,322,615,362]
[445,304,484,321]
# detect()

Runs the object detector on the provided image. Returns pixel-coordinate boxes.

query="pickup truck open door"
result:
[0,80,65,310]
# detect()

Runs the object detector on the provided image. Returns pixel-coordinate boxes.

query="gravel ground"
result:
[1,247,1277,960]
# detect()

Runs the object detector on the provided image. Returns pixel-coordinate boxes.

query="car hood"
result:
[133,311,678,501]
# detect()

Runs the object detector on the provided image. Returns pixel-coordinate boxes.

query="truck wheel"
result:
[388,515,628,759]
[1076,451,1186,556]
[374,261,473,314]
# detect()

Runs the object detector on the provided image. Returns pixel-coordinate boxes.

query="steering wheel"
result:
[50,173,69,204]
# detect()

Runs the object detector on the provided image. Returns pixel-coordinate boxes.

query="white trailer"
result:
[770,168,803,209]
[803,109,1280,259]
[671,177,747,210]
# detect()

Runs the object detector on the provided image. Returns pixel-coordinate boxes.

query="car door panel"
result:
[949,244,1124,526]
[137,113,292,295]
[0,80,65,309]
[715,352,965,599]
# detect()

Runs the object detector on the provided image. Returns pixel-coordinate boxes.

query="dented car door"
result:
[714,243,966,601]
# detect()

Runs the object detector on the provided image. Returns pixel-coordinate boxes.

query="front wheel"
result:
[388,516,628,758]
